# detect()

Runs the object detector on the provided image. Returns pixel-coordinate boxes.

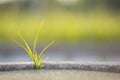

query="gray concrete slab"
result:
[0,61,120,73]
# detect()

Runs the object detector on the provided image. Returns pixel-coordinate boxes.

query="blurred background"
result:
[0,0,120,62]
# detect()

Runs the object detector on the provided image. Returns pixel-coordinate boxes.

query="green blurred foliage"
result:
[0,0,120,42]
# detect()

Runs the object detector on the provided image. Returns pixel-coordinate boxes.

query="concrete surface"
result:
[0,70,120,80]
[0,61,120,73]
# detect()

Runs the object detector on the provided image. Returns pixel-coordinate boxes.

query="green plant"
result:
[15,20,55,69]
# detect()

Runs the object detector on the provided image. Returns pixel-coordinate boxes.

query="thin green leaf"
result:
[15,40,29,53]
[38,57,45,67]
[18,32,33,58]
[34,53,38,65]
[15,40,35,61]
[33,20,45,53]
[39,41,55,58]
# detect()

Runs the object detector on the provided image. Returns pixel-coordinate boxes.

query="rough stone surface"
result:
[0,62,120,73]
[0,62,34,71]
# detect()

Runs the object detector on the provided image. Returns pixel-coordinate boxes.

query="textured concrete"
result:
[0,70,120,80]
[0,62,120,73]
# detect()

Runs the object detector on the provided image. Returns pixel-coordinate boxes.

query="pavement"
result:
[0,61,120,73]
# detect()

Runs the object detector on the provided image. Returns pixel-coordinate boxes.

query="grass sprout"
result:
[15,20,55,69]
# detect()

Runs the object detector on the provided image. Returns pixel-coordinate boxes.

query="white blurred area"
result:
[57,0,80,5]
[0,0,14,3]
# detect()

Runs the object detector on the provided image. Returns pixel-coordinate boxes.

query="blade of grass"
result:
[34,53,39,65]
[17,32,34,60]
[38,57,45,68]
[39,41,55,58]
[15,40,35,62]
[33,19,45,54]
[15,40,29,54]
